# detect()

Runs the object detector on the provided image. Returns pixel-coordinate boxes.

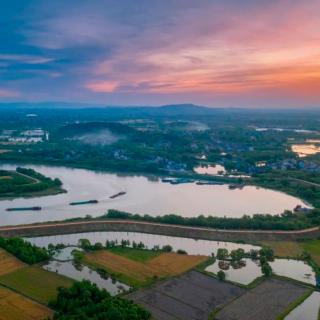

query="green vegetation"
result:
[0,266,74,304]
[253,170,320,208]
[49,280,151,320]
[108,247,161,262]
[0,167,64,198]
[0,237,50,264]
[300,240,320,265]
[217,270,226,281]
[102,208,320,231]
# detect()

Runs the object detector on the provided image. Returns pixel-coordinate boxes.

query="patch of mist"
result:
[75,129,124,146]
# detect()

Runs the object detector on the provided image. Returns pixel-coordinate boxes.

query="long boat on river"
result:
[6,206,42,212]
[109,191,126,199]
[69,200,98,206]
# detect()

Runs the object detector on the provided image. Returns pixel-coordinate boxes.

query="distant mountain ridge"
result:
[0,102,219,116]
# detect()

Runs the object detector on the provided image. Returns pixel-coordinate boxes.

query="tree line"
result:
[103,209,320,231]
[0,237,50,264]
[49,280,151,320]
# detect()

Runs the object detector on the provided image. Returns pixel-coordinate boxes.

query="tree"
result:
[0,237,50,264]
[230,248,245,261]
[162,245,173,252]
[78,239,92,250]
[217,248,228,260]
[261,263,272,277]
[249,249,259,260]
[217,270,226,281]
[259,247,274,261]
[49,280,151,320]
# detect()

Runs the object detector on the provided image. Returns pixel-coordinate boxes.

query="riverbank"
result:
[0,167,65,200]
[1,159,318,211]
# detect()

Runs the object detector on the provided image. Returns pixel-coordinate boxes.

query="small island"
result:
[0,167,65,199]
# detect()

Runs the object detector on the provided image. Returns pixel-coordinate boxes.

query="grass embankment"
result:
[0,286,53,320]
[0,249,25,276]
[0,266,74,304]
[84,248,207,287]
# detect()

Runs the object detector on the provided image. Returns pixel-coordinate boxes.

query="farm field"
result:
[215,278,311,320]
[84,250,207,286]
[300,240,320,265]
[262,240,320,265]
[108,247,161,262]
[0,249,25,276]
[0,286,52,320]
[127,270,245,320]
[0,266,74,304]
[261,241,303,258]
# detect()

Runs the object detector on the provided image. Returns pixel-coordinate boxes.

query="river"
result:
[0,164,308,226]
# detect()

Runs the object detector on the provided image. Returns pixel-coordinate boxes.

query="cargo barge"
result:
[6,206,42,211]
[69,200,98,206]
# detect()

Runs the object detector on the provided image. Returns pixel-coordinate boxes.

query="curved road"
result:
[0,219,319,241]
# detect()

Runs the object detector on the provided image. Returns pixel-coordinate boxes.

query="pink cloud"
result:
[86,81,119,93]
[0,88,19,98]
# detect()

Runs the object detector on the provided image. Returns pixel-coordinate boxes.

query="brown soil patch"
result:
[85,251,207,284]
[0,249,25,276]
[261,241,303,258]
[147,253,207,275]
[0,286,53,320]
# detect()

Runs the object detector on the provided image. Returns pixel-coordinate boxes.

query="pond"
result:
[205,258,262,285]
[0,164,308,226]
[29,232,316,288]
[269,259,316,285]
[205,258,316,286]
[285,291,320,320]
[52,246,80,261]
[43,260,129,295]
[27,231,260,256]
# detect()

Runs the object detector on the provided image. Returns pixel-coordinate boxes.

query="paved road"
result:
[289,177,320,188]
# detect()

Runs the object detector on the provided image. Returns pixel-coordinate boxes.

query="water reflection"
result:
[206,257,316,286]
[270,259,316,285]
[44,260,130,296]
[205,258,262,285]
[0,164,307,226]
[53,246,80,261]
[285,291,320,320]
[27,231,260,256]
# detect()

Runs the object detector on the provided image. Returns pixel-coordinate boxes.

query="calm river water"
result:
[0,164,308,226]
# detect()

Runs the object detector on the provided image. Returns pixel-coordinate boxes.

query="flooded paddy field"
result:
[127,270,245,320]
[27,231,260,256]
[44,260,129,295]
[215,278,310,320]
[285,291,320,320]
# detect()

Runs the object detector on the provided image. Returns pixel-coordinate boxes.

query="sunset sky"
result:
[1,0,320,108]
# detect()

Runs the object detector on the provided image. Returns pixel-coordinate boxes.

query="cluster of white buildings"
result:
[0,129,49,143]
